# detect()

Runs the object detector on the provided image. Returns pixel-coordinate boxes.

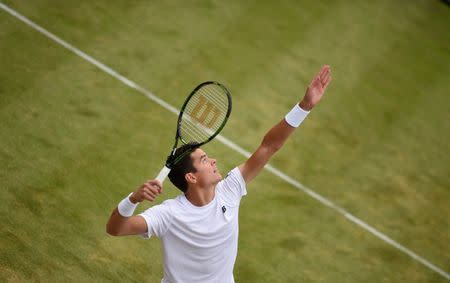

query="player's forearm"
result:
[260,118,296,153]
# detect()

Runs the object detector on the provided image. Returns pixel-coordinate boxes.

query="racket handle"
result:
[156,165,171,183]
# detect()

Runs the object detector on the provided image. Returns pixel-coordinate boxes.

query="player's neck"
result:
[185,185,216,207]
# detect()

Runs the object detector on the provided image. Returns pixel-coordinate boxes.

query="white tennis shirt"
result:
[139,167,247,283]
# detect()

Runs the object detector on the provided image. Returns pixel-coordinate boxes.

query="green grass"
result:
[1,0,449,282]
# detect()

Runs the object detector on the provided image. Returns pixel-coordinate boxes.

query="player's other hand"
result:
[299,65,332,111]
[129,180,162,203]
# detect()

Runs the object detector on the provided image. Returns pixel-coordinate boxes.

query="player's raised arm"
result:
[106,180,162,236]
[238,65,332,183]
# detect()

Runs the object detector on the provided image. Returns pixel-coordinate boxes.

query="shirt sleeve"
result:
[216,167,247,206]
[138,200,173,239]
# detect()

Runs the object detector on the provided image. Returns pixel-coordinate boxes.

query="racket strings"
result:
[180,84,230,144]
[182,106,226,141]
[184,95,227,125]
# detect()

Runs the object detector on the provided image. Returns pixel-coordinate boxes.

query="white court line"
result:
[1,2,448,280]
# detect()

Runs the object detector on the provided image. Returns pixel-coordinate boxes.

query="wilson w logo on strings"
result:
[190,95,222,128]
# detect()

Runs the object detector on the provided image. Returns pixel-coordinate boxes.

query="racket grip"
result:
[156,165,171,183]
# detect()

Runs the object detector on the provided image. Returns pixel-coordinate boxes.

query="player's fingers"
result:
[323,76,332,90]
[144,182,160,193]
[313,69,323,83]
[146,181,162,194]
[321,72,330,85]
[324,75,332,85]
[143,187,157,198]
[145,180,160,188]
[148,185,161,195]
[149,180,163,191]
[142,184,151,194]
[141,187,156,200]
[143,191,155,202]
[320,66,330,81]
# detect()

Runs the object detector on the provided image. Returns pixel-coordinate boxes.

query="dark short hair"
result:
[168,143,200,192]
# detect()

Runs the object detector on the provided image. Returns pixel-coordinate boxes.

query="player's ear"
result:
[185,172,197,184]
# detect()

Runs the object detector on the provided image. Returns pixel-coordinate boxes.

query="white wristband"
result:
[118,193,138,217]
[284,104,310,127]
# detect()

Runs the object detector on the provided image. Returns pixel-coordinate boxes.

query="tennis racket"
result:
[155,81,232,183]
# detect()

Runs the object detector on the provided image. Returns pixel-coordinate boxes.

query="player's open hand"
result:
[299,65,332,111]
[130,180,162,203]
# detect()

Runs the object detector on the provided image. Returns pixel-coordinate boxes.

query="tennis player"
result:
[107,65,332,282]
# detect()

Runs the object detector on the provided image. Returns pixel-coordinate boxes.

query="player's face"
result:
[190,148,222,187]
